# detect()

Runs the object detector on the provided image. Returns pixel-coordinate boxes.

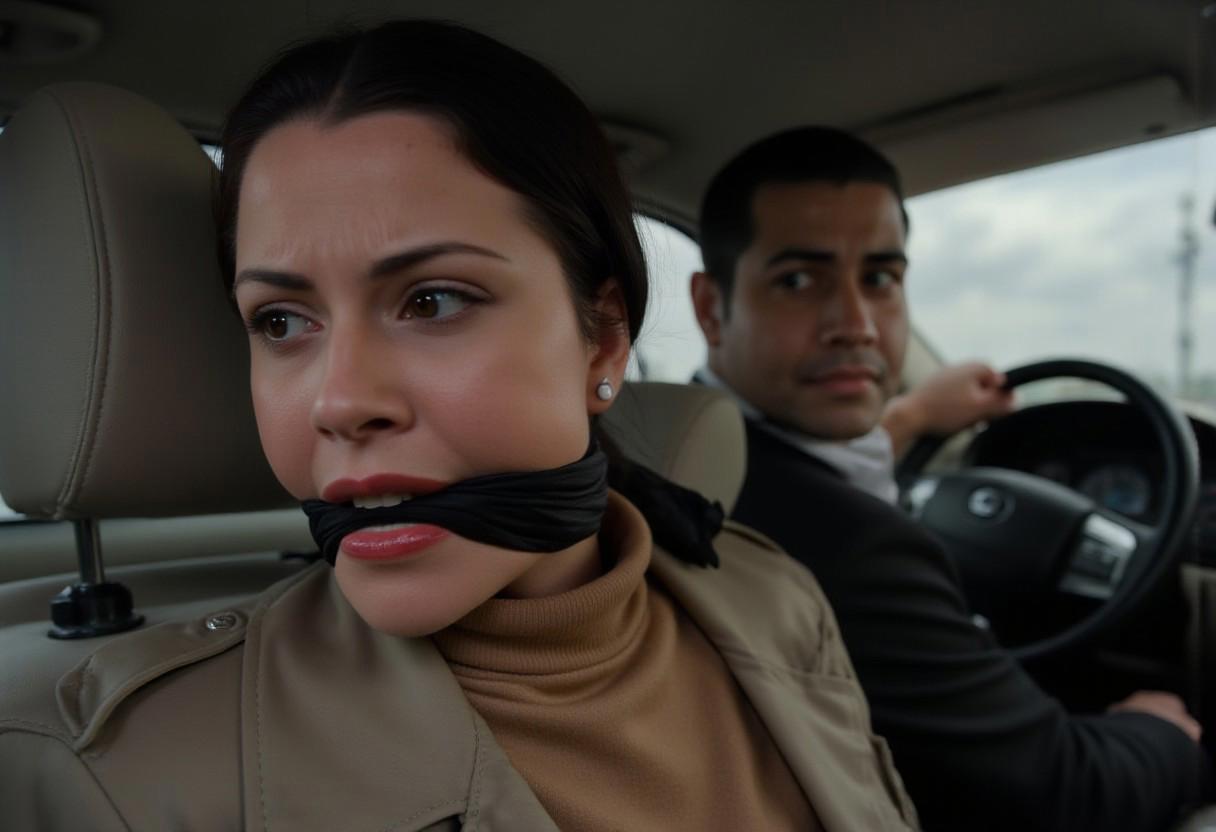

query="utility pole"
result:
[1178,193,1199,398]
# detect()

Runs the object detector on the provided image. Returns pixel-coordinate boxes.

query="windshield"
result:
[906,125,1216,406]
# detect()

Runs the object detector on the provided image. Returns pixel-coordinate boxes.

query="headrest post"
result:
[46,519,145,640]
[73,518,105,584]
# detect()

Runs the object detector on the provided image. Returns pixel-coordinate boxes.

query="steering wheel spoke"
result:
[1058,511,1144,601]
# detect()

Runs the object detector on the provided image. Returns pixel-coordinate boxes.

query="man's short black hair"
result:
[698,126,908,302]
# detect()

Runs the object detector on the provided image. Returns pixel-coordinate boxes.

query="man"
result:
[690,126,1210,831]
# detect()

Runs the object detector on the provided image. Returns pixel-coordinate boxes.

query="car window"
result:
[632,216,706,382]
[906,125,1216,407]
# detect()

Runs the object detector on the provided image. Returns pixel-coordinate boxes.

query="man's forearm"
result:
[881,394,923,458]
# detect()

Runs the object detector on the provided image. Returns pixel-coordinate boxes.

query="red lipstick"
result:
[322,473,447,504]
[340,523,450,561]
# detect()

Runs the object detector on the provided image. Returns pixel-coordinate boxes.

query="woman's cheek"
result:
[428,317,590,470]
[252,372,316,498]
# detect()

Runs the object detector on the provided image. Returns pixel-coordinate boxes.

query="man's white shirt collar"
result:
[696,366,899,504]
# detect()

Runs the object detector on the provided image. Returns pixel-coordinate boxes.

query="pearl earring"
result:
[595,377,614,401]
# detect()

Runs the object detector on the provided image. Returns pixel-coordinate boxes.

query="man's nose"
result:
[310,328,414,442]
[819,282,878,347]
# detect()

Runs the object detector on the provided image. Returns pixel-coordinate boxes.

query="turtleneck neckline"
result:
[431,491,651,675]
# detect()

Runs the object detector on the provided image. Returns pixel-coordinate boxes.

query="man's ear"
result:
[690,271,726,347]
[586,280,631,414]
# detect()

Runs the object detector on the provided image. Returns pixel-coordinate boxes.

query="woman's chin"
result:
[332,545,526,636]
[340,585,472,637]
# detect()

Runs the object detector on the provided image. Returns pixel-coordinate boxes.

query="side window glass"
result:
[632,215,706,382]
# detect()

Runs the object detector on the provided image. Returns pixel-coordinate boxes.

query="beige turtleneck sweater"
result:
[432,492,820,831]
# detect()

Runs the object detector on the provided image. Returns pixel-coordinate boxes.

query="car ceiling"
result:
[2,0,1215,224]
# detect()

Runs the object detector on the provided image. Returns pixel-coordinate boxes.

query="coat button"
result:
[205,611,240,631]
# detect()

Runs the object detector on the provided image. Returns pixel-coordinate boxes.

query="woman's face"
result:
[232,112,627,635]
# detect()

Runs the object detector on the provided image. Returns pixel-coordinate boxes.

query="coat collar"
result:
[239,563,558,832]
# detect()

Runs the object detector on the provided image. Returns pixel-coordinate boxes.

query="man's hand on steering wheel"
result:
[883,362,1016,457]
[1110,691,1203,743]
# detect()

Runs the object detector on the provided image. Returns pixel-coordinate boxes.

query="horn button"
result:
[917,466,1094,618]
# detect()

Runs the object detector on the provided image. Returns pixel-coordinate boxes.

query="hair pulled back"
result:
[216,19,646,343]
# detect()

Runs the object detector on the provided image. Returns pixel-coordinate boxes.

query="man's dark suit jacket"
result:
[732,420,1210,832]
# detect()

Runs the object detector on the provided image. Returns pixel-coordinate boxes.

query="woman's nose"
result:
[310,329,414,442]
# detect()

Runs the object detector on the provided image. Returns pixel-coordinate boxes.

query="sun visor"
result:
[872,74,1195,196]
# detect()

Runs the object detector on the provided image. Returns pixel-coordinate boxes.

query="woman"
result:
[4,20,917,830]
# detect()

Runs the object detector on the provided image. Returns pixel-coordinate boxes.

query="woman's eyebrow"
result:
[232,269,311,291]
[232,242,508,292]
[370,241,509,278]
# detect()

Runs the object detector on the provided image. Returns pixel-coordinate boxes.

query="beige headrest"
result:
[601,382,746,514]
[0,83,290,520]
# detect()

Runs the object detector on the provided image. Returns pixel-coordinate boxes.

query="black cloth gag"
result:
[302,443,609,564]
[301,441,723,568]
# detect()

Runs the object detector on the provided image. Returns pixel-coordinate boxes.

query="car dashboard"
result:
[966,400,1216,566]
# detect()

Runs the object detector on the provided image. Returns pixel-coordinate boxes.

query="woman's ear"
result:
[586,279,631,414]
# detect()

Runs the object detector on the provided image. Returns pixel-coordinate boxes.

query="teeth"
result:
[363,522,415,532]
[351,493,413,510]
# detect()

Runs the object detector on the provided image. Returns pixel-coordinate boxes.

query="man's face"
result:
[694,181,909,439]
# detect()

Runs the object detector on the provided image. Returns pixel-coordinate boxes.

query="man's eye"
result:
[250,310,311,341]
[777,271,815,290]
[865,270,899,289]
[403,288,473,320]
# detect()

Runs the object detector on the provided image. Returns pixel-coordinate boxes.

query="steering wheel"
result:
[895,359,1199,662]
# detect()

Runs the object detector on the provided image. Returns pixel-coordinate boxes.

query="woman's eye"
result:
[250,310,311,341]
[403,288,473,321]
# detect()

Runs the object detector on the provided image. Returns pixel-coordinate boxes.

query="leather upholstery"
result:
[0,83,289,520]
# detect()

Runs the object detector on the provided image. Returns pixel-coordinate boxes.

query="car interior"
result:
[3,0,1216,826]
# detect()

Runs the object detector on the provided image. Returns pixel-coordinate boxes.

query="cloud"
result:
[908,125,1216,390]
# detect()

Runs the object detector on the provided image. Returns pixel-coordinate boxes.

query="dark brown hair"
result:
[215,19,646,342]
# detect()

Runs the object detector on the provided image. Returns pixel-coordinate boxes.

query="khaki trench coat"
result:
[0,520,918,830]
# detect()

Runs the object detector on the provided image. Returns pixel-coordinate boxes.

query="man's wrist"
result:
[882,393,925,455]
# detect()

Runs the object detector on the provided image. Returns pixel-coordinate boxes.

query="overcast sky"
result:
[634,125,1216,395]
